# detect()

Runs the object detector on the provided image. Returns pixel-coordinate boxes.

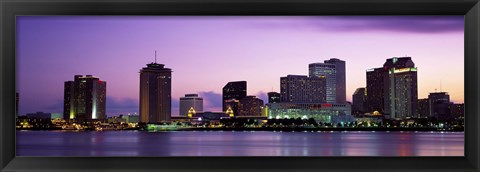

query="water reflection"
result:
[16,131,464,156]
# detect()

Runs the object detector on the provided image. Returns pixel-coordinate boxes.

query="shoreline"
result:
[16,127,464,132]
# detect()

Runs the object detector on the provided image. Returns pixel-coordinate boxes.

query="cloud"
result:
[250,16,463,34]
[255,91,268,103]
[106,96,138,115]
[198,91,222,111]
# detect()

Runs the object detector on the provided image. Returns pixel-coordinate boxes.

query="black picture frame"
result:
[1,0,479,171]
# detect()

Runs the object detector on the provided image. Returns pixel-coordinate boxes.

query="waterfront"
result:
[17,130,464,156]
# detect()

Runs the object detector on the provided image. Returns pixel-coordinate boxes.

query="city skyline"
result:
[17,16,464,116]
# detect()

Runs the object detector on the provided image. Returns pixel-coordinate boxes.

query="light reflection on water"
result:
[16,130,464,156]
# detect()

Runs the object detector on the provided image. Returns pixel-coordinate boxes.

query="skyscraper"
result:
[222,81,247,115]
[383,57,418,119]
[267,92,281,103]
[352,87,367,116]
[63,75,106,121]
[239,96,264,116]
[309,58,346,104]
[280,75,326,103]
[179,94,203,117]
[366,67,385,114]
[428,92,451,119]
[139,62,172,123]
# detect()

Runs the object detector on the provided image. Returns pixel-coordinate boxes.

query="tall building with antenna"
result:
[139,51,172,123]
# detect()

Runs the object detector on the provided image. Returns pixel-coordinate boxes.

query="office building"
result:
[383,57,418,119]
[179,94,203,117]
[417,98,429,118]
[63,75,106,121]
[222,81,247,114]
[428,92,451,119]
[139,62,172,123]
[366,67,385,114]
[309,58,346,104]
[267,92,281,103]
[239,96,264,116]
[352,87,367,116]
[280,75,326,103]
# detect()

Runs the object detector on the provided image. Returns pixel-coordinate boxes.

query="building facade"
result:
[450,103,464,118]
[417,98,429,118]
[266,103,351,123]
[308,58,346,104]
[383,57,418,119]
[222,81,247,115]
[238,96,264,116]
[267,92,281,103]
[179,94,203,117]
[352,87,367,116]
[366,67,385,114]
[428,92,451,119]
[63,75,106,121]
[280,75,326,103]
[139,63,172,123]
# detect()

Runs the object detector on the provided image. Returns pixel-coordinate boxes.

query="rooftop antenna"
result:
[155,50,157,63]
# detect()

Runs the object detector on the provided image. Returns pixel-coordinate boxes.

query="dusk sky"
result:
[16,16,464,116]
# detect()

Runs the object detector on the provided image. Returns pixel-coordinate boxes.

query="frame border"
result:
[1,0,479,171]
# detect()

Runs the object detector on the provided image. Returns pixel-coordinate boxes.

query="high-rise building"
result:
[63,75,106,121]
[222,81,247,115]
[366,67,385,114]
[280,75,326,103]
[267,92,281,103]
[352,87,367,116]
[309,58,346,104]
[179,94,203,117]
[239,96,264,116]
[428,92,451,119]
[139,62,172,123]
[417,98,429,118]
[383,57,418,119]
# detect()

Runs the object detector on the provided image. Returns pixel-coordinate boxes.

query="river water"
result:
[16,130,464,156]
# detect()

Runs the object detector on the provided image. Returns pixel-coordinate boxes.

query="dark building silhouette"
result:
[222,81,247,115]
[267,92,281,103]
[280,75,326,103]
[417,98,429,118]
[383,57,418,119]
[239,96,264,116]
[63,75,106,121]
[309,58,346,104]
[352,87,367,116]
[139,62,172,123]
[428,92,451,119]
[450,103,464,118]
[366,67,385,114]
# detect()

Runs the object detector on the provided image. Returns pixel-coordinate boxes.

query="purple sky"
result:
[16,16,464,116]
